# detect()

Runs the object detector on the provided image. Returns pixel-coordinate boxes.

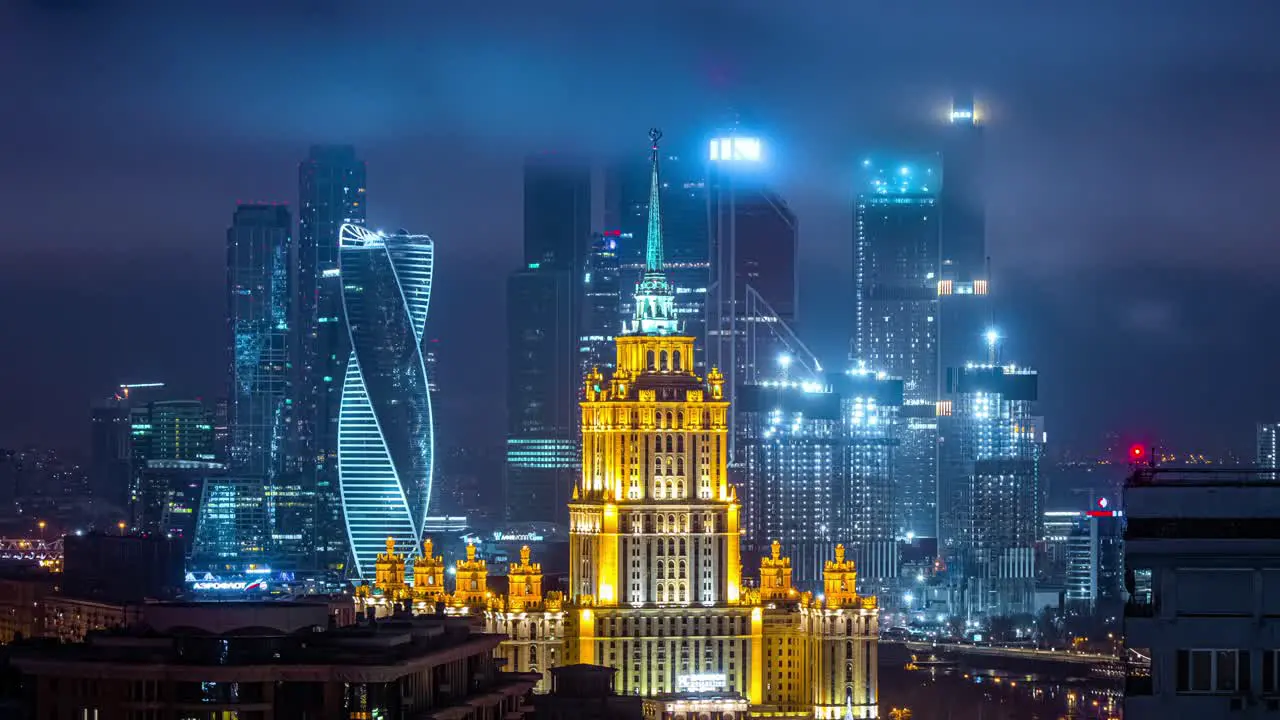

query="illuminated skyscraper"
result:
[854,155,942,542]
[297,145,367,569]
[738,371,902,594]
[227,204,292,480]
[479,130,880,717]
[579,232,622,381]
[938,350,1043,619]
[1258,422,1279,476]
[337,224,435,578]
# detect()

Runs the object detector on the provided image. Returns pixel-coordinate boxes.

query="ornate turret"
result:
[373,536,410,603]
[507,545,544,611]
[413,537,447,602]
[759,540,795,602]
[823,544,859,608]
[452,542,489,607]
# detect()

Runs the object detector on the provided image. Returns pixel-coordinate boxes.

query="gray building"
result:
[1124,468,1280,718]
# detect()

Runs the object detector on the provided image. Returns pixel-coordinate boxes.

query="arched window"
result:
[667,538,676,555]
[677,457,685,475]
[676,480,685,497]
[679,538,686,554]
[677,435,684,452]
[845,663,853,683]
[679,560,687,578]
[647,350,656,370]
[666,458,674,475]
[666,435,674,452]
[655,456,663,474]
[659,349,668,370]
[673,349,682,370]
[679,583,687,602]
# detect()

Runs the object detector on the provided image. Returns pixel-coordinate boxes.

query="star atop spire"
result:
[645,128,664,274]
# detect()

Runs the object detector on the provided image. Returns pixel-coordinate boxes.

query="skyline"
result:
[4,1,1280,457]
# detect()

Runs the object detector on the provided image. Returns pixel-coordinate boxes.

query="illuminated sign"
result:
[950,110,974,121]
[191,580,267,592]
[708,137,762,162]
[493,531,544,543]
[677,673,726,693]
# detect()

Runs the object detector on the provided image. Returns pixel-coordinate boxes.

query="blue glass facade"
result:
[337,224,435,577]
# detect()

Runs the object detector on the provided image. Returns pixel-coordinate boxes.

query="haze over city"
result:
[4,0,1280,456]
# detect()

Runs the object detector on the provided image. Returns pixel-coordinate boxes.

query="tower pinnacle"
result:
[625,128,680,336]
[645,128,664,274]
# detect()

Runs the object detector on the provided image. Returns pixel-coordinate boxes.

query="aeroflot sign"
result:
[190,579,267,592]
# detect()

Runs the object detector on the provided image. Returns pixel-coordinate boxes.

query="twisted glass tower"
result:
[338,224,435,577]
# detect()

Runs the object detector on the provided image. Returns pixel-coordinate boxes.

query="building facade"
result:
[853,155,942,544]
[338,224,436,578]
[938,360,1043,619]
[1124,468,1280,719]
[297,145,367,571]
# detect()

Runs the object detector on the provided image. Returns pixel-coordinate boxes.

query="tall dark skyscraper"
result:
[297,145,366,569]
[937,94,992,379]
[226,204,292,480]
[854,154,942,542]
[505,265,577,523]
[706,132,800,453]
[130,399,216,530]
[89,398,132,513]
[579,232,621,379]
[504,154,594,524]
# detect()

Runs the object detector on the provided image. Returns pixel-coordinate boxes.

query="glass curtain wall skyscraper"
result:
[226,204,296,562]
[297,145,367,570]
[504,154,593,525]
[854,155,942,542]
[337,224,435,578]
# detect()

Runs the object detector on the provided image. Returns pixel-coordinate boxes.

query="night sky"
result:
[3,0,1279,458]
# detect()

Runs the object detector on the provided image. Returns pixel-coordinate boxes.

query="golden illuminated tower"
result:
[483,129,879,718]
[373,537,409,603]
[452,543,489,607]
[412,537,447,604]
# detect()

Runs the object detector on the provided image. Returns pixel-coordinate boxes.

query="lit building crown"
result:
[625,128,681,337]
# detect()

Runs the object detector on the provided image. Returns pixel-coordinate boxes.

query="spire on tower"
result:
[624,128,681,336]
[645,128,665,274]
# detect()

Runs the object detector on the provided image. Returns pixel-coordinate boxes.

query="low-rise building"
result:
[10,603,536,719]
[1124,467,1280,719]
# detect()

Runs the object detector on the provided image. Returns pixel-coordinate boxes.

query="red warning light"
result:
[1129,445,1146,461]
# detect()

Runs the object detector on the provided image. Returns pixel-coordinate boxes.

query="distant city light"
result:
[778,353,792,369]
[709,136,762,162]
[985,328,1000,347]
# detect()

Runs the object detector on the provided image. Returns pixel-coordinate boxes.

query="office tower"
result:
[191,477,269,572]
[833,369,905,595]
[939,93,986,283]
[579,232,621,379]
[297,145,367,569]
[505,154,593,525]
[337,224,435,579]
[478,130,880,716]
[1064,506,1124,614]
[853,154,942,542]
[938,353,1043,619]
[212,398,230,464]
[227,204,292,479]
[936,94,993,386]
[1258,422,1279,475]
[130,399,216,528]
[89,399,131,512]
[706,132,801,449]
[505,265,577,523]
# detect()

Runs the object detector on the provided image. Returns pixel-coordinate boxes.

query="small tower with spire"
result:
[413,537,447,603]
[623,128,681,337]
[759,540,795,602]
[452,543,490,607]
